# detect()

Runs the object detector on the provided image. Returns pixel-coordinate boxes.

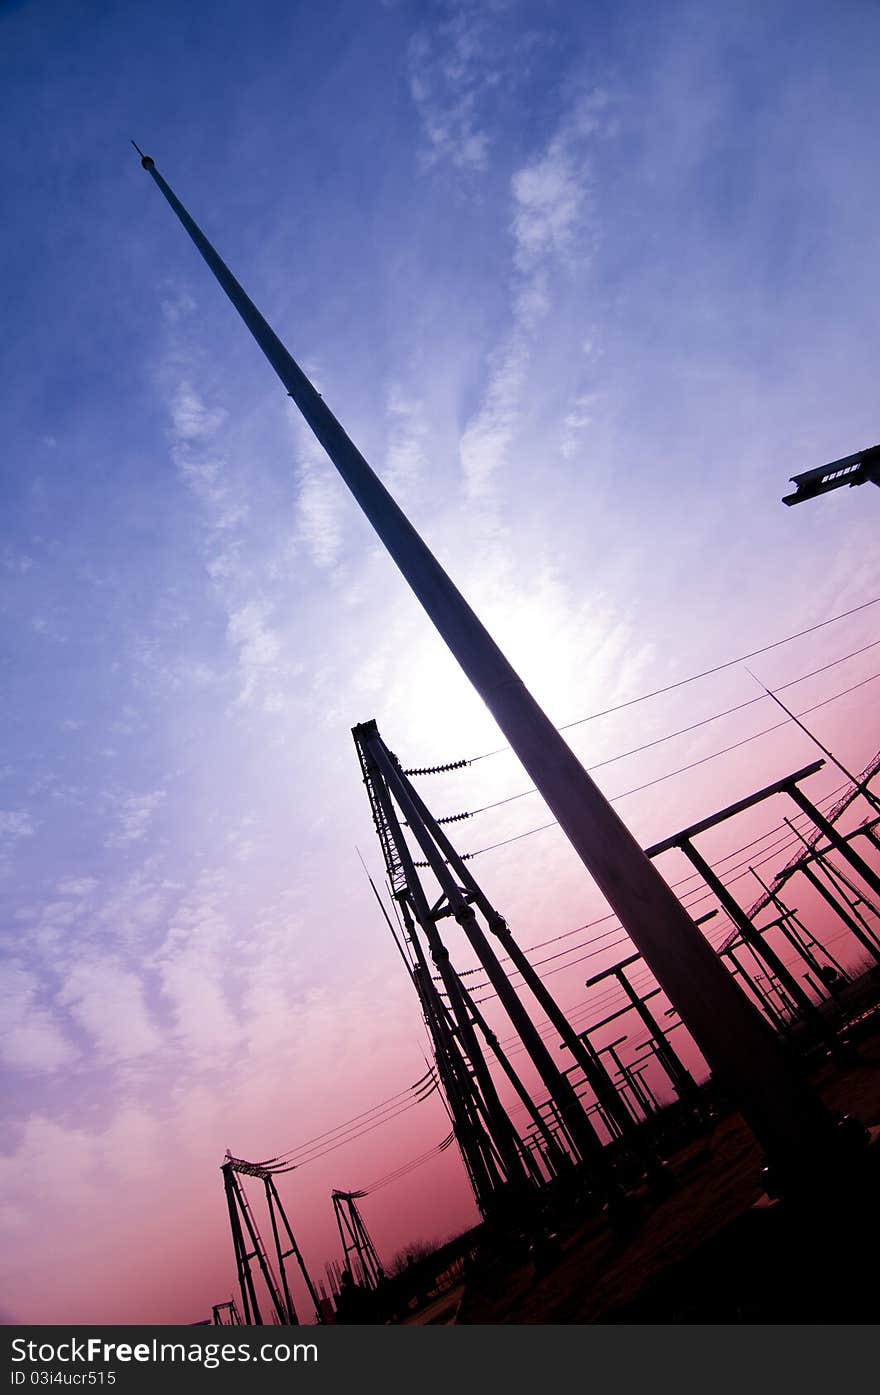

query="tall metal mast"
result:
[135,148,862,1189]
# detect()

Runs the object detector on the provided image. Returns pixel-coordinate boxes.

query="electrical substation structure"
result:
[135,147,873,1195]
[331,1191,385,1290]
[132,150,880,1320]
[221,1153,324,1326]
[211,1299,242,1326]
[353,719,675,1209]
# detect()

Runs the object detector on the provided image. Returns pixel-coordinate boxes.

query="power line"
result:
[467,639,879,818]
[272,1089,441,1172]
[479,792,845,964]
[461,671,880,859]
[446,783,855,1006]
[471,803,870,1021]
[433,785,849,993]
[267,1069,436,1164]
[359,1133,456,1195]
[466,826,833,1006]
[465,594,880,764]
[490,914,791,1066]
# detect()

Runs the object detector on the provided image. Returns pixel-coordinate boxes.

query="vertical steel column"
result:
[264,1180,298,1323]
[602,1042,643,1122]
[235,1176,288,1325]
[432,984,533,1187]
[332,1193,384,1290]
[614,968,700,1107]
[265,1177,325,1324]
[400,900,509,1210]
[724,946,789,1032]
[412,961,506,1212]
[786,907,851,981]
[814,855,880,931]
[358,759,517,1206]
[747,675,880,816]
[802,861,880,962]
[784,821,880,964]
[223,1166,260,1325]
[787,787,880,901]
[678,838,831,1041]
[806,845,880,937]
[749,870,831,990]
[633,1060,661,1112]
[456,974,571,1172]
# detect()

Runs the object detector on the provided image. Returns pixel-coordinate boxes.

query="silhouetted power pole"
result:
[136,148,863,1193]
[354,718,640,1189]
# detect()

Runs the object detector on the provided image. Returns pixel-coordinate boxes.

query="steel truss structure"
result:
[352,719,670,1210]
[331,1191,385,1290]
[222,1153,324,1326]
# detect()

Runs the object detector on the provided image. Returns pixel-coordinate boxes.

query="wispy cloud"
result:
[407,6,494,173]
[511,92,608,274]
[56,877,99,897]
[291,418,346,572]
[58,961,163,1061]
[170,381,227,443]
[0,809,35,879]
[381,385,428,500]
[0,965,78,1073]
[104,789,166,849]
[406,3,565,178]
[458,86,609,502]
[168,380,249,533]
[226,599,288,711]
[0,811,34,839]
[2,547,33,575]
[152,871,246,1061]
[160,288,197,325]
[459,336,528,501]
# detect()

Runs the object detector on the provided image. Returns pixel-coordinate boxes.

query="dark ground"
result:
[456,1029,880,1323]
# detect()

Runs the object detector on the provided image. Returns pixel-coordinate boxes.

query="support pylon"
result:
[212,1299,242,1326]
[222,1154,324,1325]
[353,718,636,1195]
[331,1191,384,1290]
[368,855,566,1199]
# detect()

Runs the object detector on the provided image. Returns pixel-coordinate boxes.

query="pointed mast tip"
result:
[131,140,155,170]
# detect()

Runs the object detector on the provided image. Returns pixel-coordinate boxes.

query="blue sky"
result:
[1,0,879,1322]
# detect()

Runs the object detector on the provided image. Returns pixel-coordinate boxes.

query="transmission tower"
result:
[407,942,536,1209]
[353,719,664,1200]
[211,1299,242,1326]
[364,852,552,1209]
[331,1191,385,1290]
[222,1154,324,1326]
